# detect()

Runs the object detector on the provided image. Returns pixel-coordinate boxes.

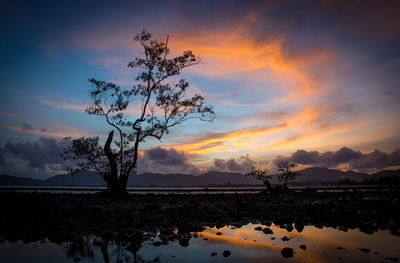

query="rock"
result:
[211,252,217,256]
[300,244,306,250]
[223,250,231,257]
[116,232,130,241]
[126,242,141,253]
[262,227,274,234]
[359,248,370,254]
[337,246,344,250]
[285,224,294,232]
[359,224,376,234]
[271,237,276,240]
[254,226,263,231]
[295,222,304,233]
[179,238,189,247]
[263,220,272,227]
[281,236,290,241]
[101,231,113,241]
[216,232,222,236]
[216,222,224,229]
[281,247,294,258]
[93,237,104,246]
[160,228,174,236]
[384,257,398,262]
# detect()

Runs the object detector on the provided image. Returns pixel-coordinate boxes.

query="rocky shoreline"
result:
[0,189,399,245]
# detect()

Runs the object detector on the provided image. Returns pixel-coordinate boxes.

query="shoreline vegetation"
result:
[1,189,399,246]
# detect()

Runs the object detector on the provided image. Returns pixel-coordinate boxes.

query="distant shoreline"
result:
[0,184,394,194]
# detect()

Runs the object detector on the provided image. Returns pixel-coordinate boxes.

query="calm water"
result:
[1,223,399,263]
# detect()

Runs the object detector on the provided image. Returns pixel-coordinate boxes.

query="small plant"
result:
[246,166,274,192]
[277,160,298,189]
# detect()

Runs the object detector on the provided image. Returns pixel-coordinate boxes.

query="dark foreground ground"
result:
[0,189,399,246]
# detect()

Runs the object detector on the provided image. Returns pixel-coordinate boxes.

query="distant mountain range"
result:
[0,168,399,187]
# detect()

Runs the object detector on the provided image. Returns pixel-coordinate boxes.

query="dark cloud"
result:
[349,149,400,171]
[138,147,200,175]
[289,147,361,167]
[0,137,72,178]
[320,0,400,38]
[145,147,187,166]
[208,155,255,174]
[0,139,201,177]
[214,158,226,169]
[2,137,71,168]
[273,147,400,171]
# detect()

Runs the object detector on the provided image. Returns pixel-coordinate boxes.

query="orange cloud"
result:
[170,124,286,154]
[160,101,356,156]
[172,30,333,100]
[241,101,356,151]
[259,122,356,151]
[286,101,354,133]
[176,100,355,156]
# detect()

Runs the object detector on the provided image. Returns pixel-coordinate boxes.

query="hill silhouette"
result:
[0,167,398,187]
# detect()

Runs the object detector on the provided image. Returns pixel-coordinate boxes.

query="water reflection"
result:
[0,223,399,263]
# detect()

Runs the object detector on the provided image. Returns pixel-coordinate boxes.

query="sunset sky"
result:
[1,0,400,178]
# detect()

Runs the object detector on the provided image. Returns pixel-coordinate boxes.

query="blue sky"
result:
[1,0,400,178]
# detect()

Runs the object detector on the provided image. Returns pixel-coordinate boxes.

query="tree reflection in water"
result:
[65,235,161,263]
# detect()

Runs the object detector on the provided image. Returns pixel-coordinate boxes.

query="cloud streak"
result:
[170,124,287,154]
[38,98,86,111]
[0,123,90,138]
[38,97,143,115]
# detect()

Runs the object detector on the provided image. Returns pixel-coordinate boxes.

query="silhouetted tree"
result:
[245,167,273,192]
[277,160,298,189]
[64,30,215,193]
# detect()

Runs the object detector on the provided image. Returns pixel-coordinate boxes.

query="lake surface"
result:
[1,223,399,263]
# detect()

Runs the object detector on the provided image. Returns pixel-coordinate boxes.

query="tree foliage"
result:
[277,160,298,189]
[245,160,299,192]
[245,167,273,191]
[64,30,215,193]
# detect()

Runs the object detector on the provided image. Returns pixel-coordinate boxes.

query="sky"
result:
[0,0,400,178]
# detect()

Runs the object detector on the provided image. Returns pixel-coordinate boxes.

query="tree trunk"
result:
[283,177,288,191]
[104,130,124,194]
[263,179,272,192]
[119,175,129,192]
